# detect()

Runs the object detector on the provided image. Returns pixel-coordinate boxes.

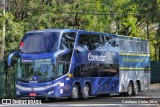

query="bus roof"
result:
[117,35,148,41]
[77,30,117,37]
[26,29,148,41]
[26,29,79,33]
[26,29,109,35]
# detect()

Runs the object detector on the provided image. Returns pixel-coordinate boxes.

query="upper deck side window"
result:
[76,33,119,52]
[118,38,149,53]
[60,32,76,50]
[76,34,94,51]
[102,35,119,52]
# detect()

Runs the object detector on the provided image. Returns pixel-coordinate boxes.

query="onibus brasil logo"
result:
[2,99,42,105]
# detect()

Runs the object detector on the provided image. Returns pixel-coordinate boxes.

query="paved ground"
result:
[0,84,160,107]
[144,83,160,98]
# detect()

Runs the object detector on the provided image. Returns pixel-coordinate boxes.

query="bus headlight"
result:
[16,91,20,95]
[48,90,54,95]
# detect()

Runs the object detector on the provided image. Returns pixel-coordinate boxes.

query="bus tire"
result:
[133,82,139,96]
[81,84,89,99]
[119,93,127,96]
[127,82,133,96]
[97,94,110,97]
[70,84,79,100]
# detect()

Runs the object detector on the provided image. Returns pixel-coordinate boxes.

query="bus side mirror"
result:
[8,51,19,67]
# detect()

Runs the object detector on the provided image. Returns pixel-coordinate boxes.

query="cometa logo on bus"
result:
[88,53,106,62]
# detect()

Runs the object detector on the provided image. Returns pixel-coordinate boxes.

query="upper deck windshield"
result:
[20,32,60,54]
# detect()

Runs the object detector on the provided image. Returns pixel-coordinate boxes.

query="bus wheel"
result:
[70,84,79,100]
[127,82,133,96]
[81,84,89,99]
[133,82,139,96]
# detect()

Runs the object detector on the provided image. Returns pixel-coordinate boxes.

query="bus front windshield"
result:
[17,58,64,82]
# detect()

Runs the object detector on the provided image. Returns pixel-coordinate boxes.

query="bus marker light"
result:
[16,91,20,95]
[68,74,73,77]
[19,42,24,49]
[29,93,36,96]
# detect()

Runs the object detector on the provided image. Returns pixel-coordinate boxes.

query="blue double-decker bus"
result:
[8,29,150,100]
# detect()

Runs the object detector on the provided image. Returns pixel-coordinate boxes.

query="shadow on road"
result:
[43,93,153,104]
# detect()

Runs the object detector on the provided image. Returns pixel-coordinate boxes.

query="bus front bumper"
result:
[16,83,71,98]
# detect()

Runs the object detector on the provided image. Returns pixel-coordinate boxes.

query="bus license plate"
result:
[29,93,37,96]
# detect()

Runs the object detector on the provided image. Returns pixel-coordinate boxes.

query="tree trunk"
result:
[0,40,4,61]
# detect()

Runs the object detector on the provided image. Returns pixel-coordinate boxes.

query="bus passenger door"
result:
[56,52,71,95]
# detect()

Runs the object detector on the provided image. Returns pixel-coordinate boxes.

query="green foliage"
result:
[5,13,24,52]
[1,0,160,61]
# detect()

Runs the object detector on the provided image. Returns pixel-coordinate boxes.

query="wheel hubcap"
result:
[128,85,132,95]
[135,84,138,95]
[83,85,89,98]
[72,86,78,98]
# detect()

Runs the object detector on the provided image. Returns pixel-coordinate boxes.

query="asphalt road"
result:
[0,84,160,107]
[0,94,159,107]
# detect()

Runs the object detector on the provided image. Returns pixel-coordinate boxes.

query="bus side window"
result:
[98,64,119,77]
[74,63,98,77]
[57,51,72,75]
[60,32,76,50]
[142,42,148,53]
[58,63,64,76]
[92,35,105,51]
[60,38,69,50]
[137,41,141,52]
[58,62,70,76]
[81,64,87,77]
[77,34,94,51]
[104,36,119,52]
[73,65,81,77]
[91,63,98,77]
[119,39,124,52]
